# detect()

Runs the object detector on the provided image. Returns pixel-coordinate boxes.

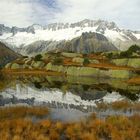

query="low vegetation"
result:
[96,100,140,111]
[34,54,42,61]
[0,106,139,140]
[52,57,64,65]
[0,106,49,120]
[105,44,140,59]
[83,57,90,66]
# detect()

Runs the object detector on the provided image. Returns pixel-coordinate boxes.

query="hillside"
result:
[0,42,21,68]
[4,47,140,81]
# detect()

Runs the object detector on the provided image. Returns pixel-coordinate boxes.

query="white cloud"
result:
[0,0,139,30]
[0,0,33,27]
[53,0,140,30]
[0,0,57,27]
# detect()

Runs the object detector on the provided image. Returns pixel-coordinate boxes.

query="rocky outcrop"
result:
[111,58,140,68]
[11,63,20,69]
[61,52,83,58]
[20,32,117,55]
[72,57,84,64]
[108,70,132,79]
[31,61,45,69]
[45,62,134,79]
[127,59,140,68]
[4,52,139,79]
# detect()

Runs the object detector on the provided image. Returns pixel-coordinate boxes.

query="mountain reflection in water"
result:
[0,75,140,121]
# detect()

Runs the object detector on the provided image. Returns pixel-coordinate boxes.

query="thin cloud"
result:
[0,0,139,30]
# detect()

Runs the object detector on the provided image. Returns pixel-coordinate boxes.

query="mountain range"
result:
[0,19,140,55]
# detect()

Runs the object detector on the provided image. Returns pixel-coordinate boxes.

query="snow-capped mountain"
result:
[0,19,140,54]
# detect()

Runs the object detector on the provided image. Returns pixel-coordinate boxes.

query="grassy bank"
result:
[0,106,139,140]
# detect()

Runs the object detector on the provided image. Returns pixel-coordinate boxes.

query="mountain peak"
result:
[0,19,140,52]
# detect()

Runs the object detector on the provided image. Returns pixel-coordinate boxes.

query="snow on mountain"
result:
[0,19,140,51]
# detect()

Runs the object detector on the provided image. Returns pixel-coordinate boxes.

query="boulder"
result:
[5,63,12,69]
[72,57,84,64]
[61,52,82,58]
[109,69,132,79]
[90,59,100,64]
[67,67,99,76]
[31,61,45,69]
[45,63,66,72]
[111,59,128,66]
[11,63,20,69]
[127,58,140,68]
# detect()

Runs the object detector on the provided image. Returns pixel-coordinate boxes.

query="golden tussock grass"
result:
[0,106,140,140]
[96,100,140,111]
[0,106,49,120]
[127,77,140,85]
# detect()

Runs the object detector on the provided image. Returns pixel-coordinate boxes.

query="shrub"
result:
[34,54,42,61]
[107,52,113,59]
[128,44,140,53]
[83,58,90,65]
[52,57,63,65]
[120,51,131,58]
[120,44,140,58]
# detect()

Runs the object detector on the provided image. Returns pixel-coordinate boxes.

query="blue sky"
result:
[0,0,139,30]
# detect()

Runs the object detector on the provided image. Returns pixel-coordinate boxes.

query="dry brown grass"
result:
[127,77,140,85]
[0,106,49,120]
[1,69,64,76]
[96,100,140,111]
[0,106,139,140]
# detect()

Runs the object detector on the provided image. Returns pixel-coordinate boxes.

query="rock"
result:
[61,52,83,58]
[45,63,66,72]
[31,61,45,69]
[111,59,128,66]
[99,70,110,78]
[90,59,100,64]
[67,67,99,76]
[109,69,132,79]
[25,58,32,64]
[22,64,30,69]
[127,58,140,68]
[5,63,11,69]
[11,63,20,69]
[72,57,84,64]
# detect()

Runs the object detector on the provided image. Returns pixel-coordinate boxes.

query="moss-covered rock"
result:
[61,52,82,58]
[31,61,45,69]
[99,70,110,78]
[11,63,20,69]
[5,63,12,69]
[111,59,128,66]
[109,69,132,79]
[127,58,140,68]
[72,57,84,64]
[45,63,66,72]
[90,59,100,64]
[67,67,99,76]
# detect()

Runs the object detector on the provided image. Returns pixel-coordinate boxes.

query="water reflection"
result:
[0,75,140,121]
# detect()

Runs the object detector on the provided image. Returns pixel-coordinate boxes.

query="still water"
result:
[0,75,140,121]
